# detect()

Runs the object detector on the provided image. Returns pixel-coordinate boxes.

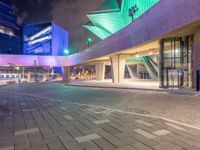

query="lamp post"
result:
[86,38,92,48]
[129,5,138,22]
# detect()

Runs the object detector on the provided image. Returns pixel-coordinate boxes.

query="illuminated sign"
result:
[27,26,52,41]
[28,35,52,45]
[23,22,68,56]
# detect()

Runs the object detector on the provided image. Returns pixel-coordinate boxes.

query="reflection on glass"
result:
[160,36,192,88]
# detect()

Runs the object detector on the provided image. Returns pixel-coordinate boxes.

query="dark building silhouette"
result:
[0,0,22,54]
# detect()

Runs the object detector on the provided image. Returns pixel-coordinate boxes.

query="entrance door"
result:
[167,69,184,87]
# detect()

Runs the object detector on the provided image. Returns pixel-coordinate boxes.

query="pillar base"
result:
[62,67,70,82]
[95,62,105,81]
[110,55,128,84]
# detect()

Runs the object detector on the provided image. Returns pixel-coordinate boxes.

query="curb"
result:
[65,83,164,92]
[65,83,199,97]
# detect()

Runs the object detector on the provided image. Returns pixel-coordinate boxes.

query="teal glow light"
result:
[84,0,160,39]
[64,49,69,55]
[87,38,92,43]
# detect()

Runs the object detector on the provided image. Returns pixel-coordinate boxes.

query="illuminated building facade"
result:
[0,0,22,54]
[84,0,160,39]
[23,22,68,56]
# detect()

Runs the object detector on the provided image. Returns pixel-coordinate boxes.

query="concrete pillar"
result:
[110,55,127,83]
[62,67,70,82]
[192,28,200,88]
[51,67,54,75]
[22,67,25,79]
[95,62,105,81]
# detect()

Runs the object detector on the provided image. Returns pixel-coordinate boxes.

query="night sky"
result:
[13,0,104,53]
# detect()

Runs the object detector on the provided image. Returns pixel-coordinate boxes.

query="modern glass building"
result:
[23,22,68,56]
[0,0,22,54]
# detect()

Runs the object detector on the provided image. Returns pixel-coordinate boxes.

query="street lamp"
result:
[129,5,138,22]
[86,38,92,48]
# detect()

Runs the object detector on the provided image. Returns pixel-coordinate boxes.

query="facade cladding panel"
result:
[0,0,22,54]
[23,22,68,56]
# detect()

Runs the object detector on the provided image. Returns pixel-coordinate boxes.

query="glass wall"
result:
[160,36,192,88]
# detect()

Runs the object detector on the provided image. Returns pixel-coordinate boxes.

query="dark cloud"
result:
[14,0,104,52]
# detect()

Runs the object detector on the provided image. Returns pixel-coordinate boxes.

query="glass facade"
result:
[0,0,22,54]
[23,23,52,55]
[23,22,68,56]
[160,36,192,88]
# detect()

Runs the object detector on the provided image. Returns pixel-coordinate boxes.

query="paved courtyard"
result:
[1,83,200,150]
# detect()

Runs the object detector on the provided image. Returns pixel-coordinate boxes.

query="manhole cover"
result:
[0,105,9,120]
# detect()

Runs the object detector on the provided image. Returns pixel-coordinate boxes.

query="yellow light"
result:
[15,67,20,70]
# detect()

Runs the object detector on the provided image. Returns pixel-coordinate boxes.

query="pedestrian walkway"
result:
[67,79,161,91]
[67,80,198,95]
[1,90,200,150]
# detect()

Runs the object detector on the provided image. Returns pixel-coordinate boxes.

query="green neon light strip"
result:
[84,0,160,39]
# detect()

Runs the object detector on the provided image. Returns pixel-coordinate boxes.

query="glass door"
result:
[166,69,184,87]
[160,36,192,88]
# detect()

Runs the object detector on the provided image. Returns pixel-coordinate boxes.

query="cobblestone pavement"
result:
[1,83,200,150]
[2,83,200,127]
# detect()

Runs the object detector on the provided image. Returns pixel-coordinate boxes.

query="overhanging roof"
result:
[84,0,160,39]
[1,0,200,67]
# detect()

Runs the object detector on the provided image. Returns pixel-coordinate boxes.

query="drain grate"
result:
[0,105,9,120]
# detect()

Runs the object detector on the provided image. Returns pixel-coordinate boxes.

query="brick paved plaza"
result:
[1,83,200,150]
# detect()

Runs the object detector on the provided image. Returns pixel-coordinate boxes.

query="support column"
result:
[22,67,25,79]
[62,67,70,82]
[95,62,105,81]
[192,28,200,88]
[159,39,164,87]
[110,55,127,83]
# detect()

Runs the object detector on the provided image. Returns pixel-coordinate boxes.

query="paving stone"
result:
[75,134,101,143]
[109,137,137,148]
[14,128,39,136]
[60,107,67,110]
[65,126,83,138]
[165,122,186,131]
[0,146,14,150]
[134,129,156,139]
[131,142,153,150]
[93,138,116,150]
[14,135,30,150]
[93,119,111,124]
[154,142,183,150]
[135,120,154,127]
[30,145,48,150]
[101,124,122,135]
[48,140,66,150]
[22,108,37,112]
[115,145,137,150]
[79,141,101,150]
[152,129,171,136]
[3,83,200,150]
[63,114,74,120]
